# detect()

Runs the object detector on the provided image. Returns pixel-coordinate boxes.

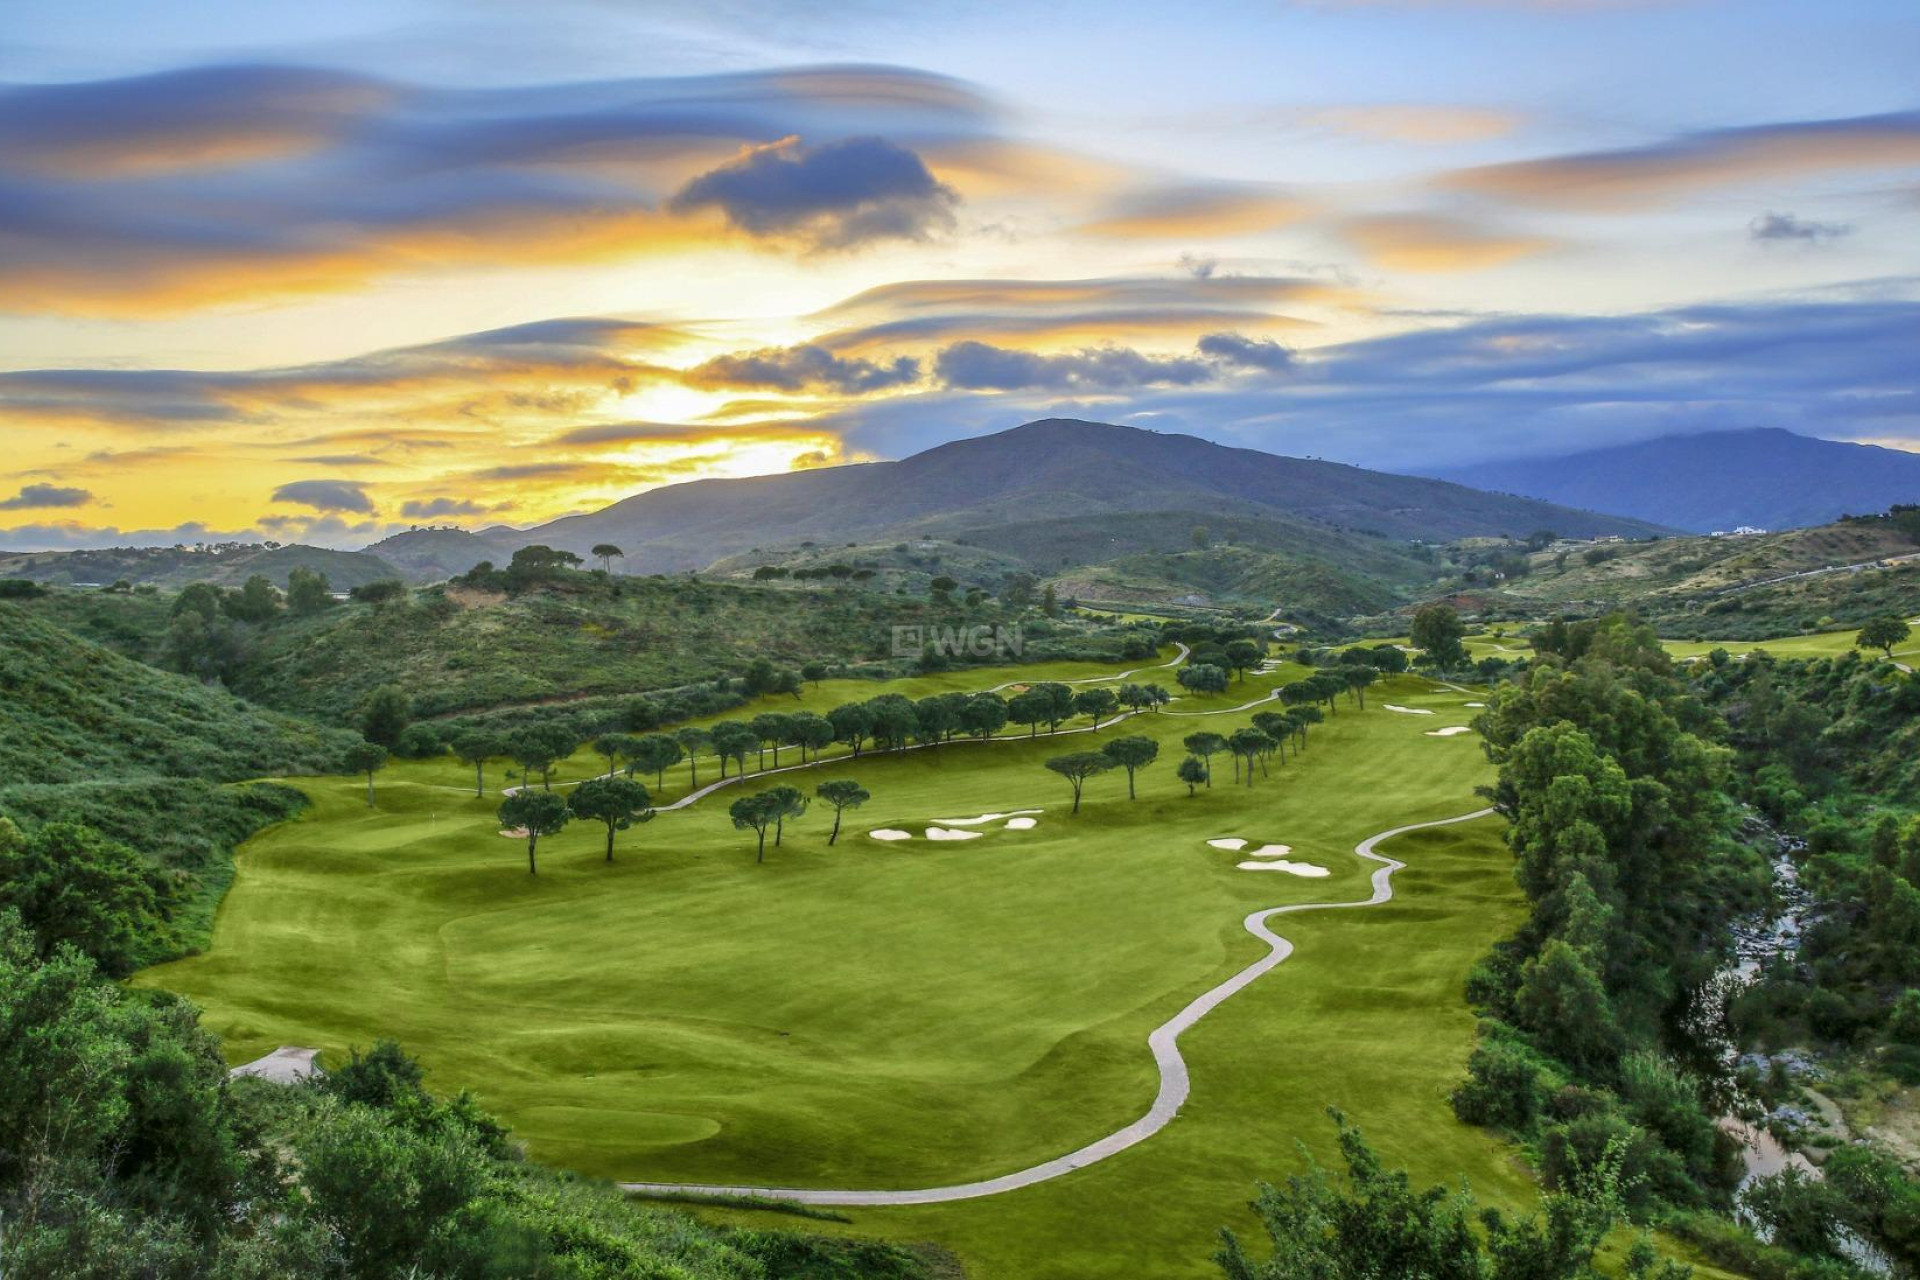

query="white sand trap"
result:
[925,827,985,841]
[1005,817,1038,830]
[1426,726,1473,737]
[1236,859,1330,877]
[499,826,529,838]
[1384,704,1435,715]
[1245,843,1294,858]
[1207,837,1248,851]
[1465,701,1485,708]
[931,809,1044,826]
[869,828,912,841]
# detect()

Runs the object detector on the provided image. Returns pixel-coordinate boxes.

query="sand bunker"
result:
[1383,704,1435,715]
[1236,860,1330,877]
[498,827,529,839]
[1426,726,1473,737]
[926,827,985,841]
[932,809,1043,826]
[869,829,912,841]
[1207,837,1248,851]
[1005,817,1038,830]
[1245,843,1294,858]
[1465,701,1486,708]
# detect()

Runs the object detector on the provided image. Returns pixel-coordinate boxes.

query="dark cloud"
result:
[934,341,1213,392]
[400,497,492,518]
[1749,212,1852,244]
[685,342,920,393]
[0,520,267,552]
[671,136,958,250]
[271,478,375,513]
[1198,332,1296,373]
[0,483,92,509]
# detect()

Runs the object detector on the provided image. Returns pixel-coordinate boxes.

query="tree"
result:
[1143,683,1171,711]
[750,712,794,768]
[1410,603,1469,672]
[498,790,569,874]
[1251,711,1291,763]
[508,724,576,791]
[1183,732,1227,787]
[591,543,624,574]
[1032,682,1076,733]
[286,565,334,614]
[1224,639,1263,683]
[0,819,171,976]
[1045,752,1112,814]
[675,726,712,788]
[344,739,388,807]
[729,790,786,862]
[1858,615,1911,659]
[627,733,683,788]
[815,780,870,845]
[1228,728,1272,786]
[801,661,829,687]
[172,580,223,622]
[1178,756,1208,796]
[451,729,503,798]
[1075,686,1119,730]
[929,574,957,602]
[591,733,631,779]
[1041,583,1059,616]
[568,777,653,862]
[1101,736,1159,798]
[221,573,281,623]
[710,721,759,777]
[1178,663,1229,694]
[865,695,919,753]
[353,685,410,750]
[1006,690,1048,737]
[349,579,407,607]
[828,701,875,757]
[766,785,808,845]
[1337,663,1377,709]
[960,692,1009,740]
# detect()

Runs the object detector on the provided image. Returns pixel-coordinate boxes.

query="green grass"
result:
[135,654,1735,1277]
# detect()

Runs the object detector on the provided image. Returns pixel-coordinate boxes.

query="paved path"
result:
[229,1046,320,1084]
[618,805,1498,1205]
[981,643,1189,693]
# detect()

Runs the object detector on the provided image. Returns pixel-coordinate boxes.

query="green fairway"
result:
[135,656,1573,1276]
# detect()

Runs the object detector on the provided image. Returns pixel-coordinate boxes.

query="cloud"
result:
[1080,182,1311,238]
[670,135,958,250]
[1197,332,1296,372]
[400,497,495,518]
[271,479,375,513]
[0,483,92,509]
[1749,212,1852,244]
[0,520,270,552]
[933,341,1213,392]
[0,63,997,314]
[1339,213,1553,271]
[1308,104,1519,145]
[1443,110,1920,211]
[683,343,920,393]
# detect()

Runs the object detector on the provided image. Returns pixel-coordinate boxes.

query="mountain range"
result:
[1431,428,1920,534]
[496,418,1665,574]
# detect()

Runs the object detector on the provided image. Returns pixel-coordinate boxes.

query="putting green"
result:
[135,656,1619,1275]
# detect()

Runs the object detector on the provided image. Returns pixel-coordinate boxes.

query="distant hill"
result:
[509,418,1668,573]
[1431,428,1920,534]
[362,527,513,582]
[0,541,399,590]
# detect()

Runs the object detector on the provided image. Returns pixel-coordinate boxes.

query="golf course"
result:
[132,643,1574,1277]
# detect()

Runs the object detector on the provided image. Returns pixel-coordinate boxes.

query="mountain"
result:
[362,527,512,582]
[0,542,399,590]
[1430,428,1920,534]
[509,419,1669,573]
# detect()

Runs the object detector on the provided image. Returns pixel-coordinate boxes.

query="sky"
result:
[2,0,1918,551]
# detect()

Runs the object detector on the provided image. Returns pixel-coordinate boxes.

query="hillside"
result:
[1473,516,1920,637]
[1432,428,1920,533]
[0,602,359,962]
[362,526,513,582]
[0,541,400,589]
[510,419,1668,573]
